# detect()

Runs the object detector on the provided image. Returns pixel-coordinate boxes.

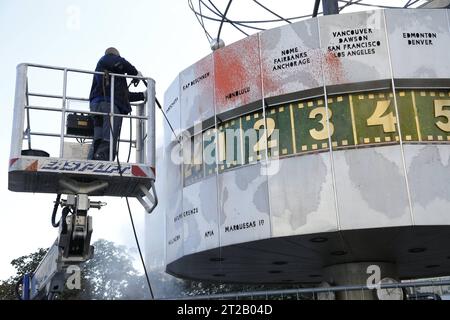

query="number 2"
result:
[253,118,276,152]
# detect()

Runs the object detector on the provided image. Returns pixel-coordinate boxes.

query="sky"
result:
[0,0,215,279]
[0,0,411,283]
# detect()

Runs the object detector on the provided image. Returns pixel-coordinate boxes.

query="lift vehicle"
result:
[8,63,158,299]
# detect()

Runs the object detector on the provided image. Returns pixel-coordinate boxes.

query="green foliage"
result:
[0,279,16,300]
[180,279,308,299]
[0,247,48,300]
[1,240,308,300]
[10,248,49,280]
[0,239,149,300]
[60,239,149,300]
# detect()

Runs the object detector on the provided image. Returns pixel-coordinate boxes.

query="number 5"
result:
[434,100,450,132]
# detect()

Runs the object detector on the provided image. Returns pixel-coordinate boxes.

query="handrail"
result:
[25,105,149,120]
[25,82,31,150]
[27,92,144,106]
[110,75,115,160]
[12,63,156,170]
[10,62,157,216]
[59,68,67,157]
[22,62,150,80]
[29,92,89,102]
[28,131,136,144]
[174,279,450,300]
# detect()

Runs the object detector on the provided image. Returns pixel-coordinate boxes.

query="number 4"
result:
[367,100,397,133]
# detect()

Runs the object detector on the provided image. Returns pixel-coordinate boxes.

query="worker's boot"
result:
[93,141,110,161]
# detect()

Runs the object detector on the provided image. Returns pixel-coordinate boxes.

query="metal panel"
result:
[164,99,183,263]
[385,9,450,79]
[269,155,337,237]
[164,141,184,264]
[328,90,417,230]
[405,145,450,225]
[182,176,219,255]
[218,163,270,246]
[329,88,412,231]
[182,132,204,186]
[400,87,450,225]
[217,117,244,172]
[164,151,183,263]
[409,90,450,142]
[164,75,184,263]
[260,18,323,99]
[333,145,412,230]
[265,104,294,158]
[395,90,421,142]
[203,127,217,179]
[163,75,181,140]
[11,64,27,159]
[293,96,338,153]
[319,10,390,85]
[325,95,356,148]
[350,91,399,145]
[214,34,262,115]
[240,110,266,165]
[180,54,214,131]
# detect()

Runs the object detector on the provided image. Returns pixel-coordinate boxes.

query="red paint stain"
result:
[9,158,19,167]
[25,160,38,172]
[262,63,280,97]
[194,54,214,117]
[214,35,261,112]
[324,51,345,84]
[131,165,147,177]
[309,49,324,84]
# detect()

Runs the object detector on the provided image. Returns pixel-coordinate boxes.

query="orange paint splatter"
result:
[262,66,280,98]
[25,160,38,172]
[324,51,345,84]
[214,34,262,113]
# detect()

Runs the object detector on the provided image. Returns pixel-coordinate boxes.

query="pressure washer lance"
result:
[129,76,181,144]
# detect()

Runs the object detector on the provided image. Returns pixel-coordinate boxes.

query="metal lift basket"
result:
[8,63,157,212]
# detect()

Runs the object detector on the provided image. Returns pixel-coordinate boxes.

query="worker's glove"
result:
[131,71,143,87]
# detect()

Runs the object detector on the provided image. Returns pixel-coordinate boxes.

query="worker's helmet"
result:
[105,47,120,56]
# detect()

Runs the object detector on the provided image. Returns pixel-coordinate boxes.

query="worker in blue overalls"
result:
[88,47,146,161]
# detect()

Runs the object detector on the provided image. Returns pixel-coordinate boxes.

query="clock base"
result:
[323,262,399,300]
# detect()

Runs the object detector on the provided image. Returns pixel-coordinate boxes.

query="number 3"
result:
[309,107,334,140]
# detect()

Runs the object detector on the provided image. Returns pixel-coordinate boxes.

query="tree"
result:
[61,239,149,300]
[1,240,309,300]
[0,280,16,300]
[179,279,306,299]
[0,239,149,300]
[0,248,48,300]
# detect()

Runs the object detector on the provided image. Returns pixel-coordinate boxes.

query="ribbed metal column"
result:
[322,0,339,15]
